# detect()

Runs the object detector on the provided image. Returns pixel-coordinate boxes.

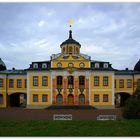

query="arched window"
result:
[69,46,73,54]
[42,63,47,68]
[33,63,38,69]
[56,94,63,104]
[76,47,79,53]
[79,94,85,104]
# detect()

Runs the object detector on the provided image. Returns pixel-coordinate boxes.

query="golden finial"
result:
[68,18,74,30]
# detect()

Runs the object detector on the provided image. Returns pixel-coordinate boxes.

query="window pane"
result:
[33,76,38,86]
[42,94,48,102]
[94,94,99,102]
[103,94,109,102]
[94,76,99,86]
[0,79,3,88]
[103,76,108,86]
[42,76,48,86]
[33,94,38,102]
[17,79,22,88]
[9,79,14,88]
[127,79,132,88]
[119,80,124,88]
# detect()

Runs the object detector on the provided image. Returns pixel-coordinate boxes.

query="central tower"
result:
[60,19,81,55]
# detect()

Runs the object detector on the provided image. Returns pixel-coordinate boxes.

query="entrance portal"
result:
[79,94,85,104]
[68,94,74,105]
[9,93,26,107]
[56,94,63,104]
[115,92,131,107]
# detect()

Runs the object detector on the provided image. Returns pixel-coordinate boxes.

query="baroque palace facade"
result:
[0,27,140,109]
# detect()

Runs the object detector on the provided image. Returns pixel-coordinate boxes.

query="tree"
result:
[123,87,140,119]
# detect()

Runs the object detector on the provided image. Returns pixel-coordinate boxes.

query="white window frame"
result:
[95,63,99,68]
[42,63,47,68]
[104,63,108,68]
[33,63,38,68]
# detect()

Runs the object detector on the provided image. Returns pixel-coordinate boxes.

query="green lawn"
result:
[0,119,140,136]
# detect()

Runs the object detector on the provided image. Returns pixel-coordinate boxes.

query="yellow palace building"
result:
[0,25,140,109]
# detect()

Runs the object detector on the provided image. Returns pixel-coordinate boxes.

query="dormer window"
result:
[33,63,38,69]
[104,63,108,68]
[95,63,99,68]
[57,63,62,68]
[42,63,47,68]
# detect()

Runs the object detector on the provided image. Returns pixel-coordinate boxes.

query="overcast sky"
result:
[0,3,140,70]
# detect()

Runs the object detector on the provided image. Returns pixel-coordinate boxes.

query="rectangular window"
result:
[25,79,27,88]
[0,94,3,104]
[94,94,99,102]
[9,79,14,88]
[103,76,109,86]
[17,79,22,88]
[127,79,132,88]
[42,76,48,86]
[94,76,99,86]
[33,94,38,102]
[115,80,116,88]
[0,79,3,88]
[119,80,124,88]
[33,76,38,86]
[42,94,48,102]
[103,94,109,102]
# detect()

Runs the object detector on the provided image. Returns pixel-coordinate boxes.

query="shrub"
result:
[123,87,140,119]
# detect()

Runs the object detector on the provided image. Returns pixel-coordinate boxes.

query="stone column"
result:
[85,78,89,105]
[74,77,79,105]
[52,78,56,104]
[63,77,67,105]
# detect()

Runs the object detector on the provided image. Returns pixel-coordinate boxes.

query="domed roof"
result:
[60,30,81,47]
[0,58,6,71]
[134,59,140,71]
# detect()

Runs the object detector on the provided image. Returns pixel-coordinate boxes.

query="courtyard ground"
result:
[0,108,122,120]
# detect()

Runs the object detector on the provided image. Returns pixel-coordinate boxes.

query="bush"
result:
[123,87,140,119]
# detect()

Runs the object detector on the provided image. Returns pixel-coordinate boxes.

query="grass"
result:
[0,119,140,136]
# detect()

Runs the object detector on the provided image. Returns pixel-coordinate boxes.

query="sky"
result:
[0,3,140,70]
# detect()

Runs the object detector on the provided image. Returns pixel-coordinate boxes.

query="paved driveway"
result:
[0,108,123,120]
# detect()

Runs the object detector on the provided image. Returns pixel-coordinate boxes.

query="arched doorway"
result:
[9,93,27,107]
[56,94,63,104]
[115,92,131,107]
[68,94,74,105]
[79,94,85,104]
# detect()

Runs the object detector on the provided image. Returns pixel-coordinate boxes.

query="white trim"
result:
[115,90,133,93]
[51,73,52,104]
[112,74,115,105]
[29,89,51,92]
[27,72,30,105]
[91,89,112,92]
[7,75,26,78]
[89,73,91,105]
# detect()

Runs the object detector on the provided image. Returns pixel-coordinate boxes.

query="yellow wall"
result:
[29,75,51,89]
[52,55,90,68]
[29,91,51,105]
[90,74,113,89]
[90,91,112,106]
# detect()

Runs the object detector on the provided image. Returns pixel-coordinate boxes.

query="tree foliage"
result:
[123,87,140,119]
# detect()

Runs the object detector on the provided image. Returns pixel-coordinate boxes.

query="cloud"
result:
[0,3,139,70]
